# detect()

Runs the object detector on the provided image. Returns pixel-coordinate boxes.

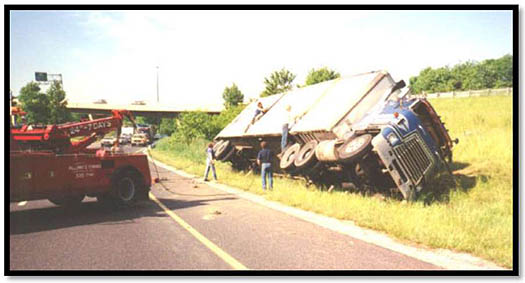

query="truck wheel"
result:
[110,170,146,206]
[215,140,231,160]
[294,140,318,170]
[279,143,301,172]
[337,134,372,164]
[213,140,225,152]
[48,194,85,207]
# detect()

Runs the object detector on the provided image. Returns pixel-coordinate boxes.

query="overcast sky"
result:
[9,10,513,108]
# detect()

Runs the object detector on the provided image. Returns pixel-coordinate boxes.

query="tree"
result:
[172,112,210,143]
[134,116,146,125]
[47,81,72,124]
[409,54,513,93]
[18,81,78,125]
[304,67,340,86]
[159,118,177,136]
[213,104,246,130]
[18,82,50,124]
[494,54,513,87]
[260,68,296,97]
[222,83,244,108]
[170,104,247,144]
[145,116,161,125]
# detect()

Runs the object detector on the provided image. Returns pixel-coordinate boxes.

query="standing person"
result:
[203,143,218,181]
[281,105,296,153]
[257,141,273,191]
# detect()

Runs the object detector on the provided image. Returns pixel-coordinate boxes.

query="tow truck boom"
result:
[11,109,136,153]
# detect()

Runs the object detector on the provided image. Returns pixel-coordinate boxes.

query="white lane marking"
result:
[17,201,27,206]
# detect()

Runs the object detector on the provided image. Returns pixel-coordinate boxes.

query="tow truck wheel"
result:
[107,170,146,206]
[215,140,231,160]
[294,140,318,170]
[337,134,373,163]
[116,175,136,202]
[48,194,85,207]
[279,143,301,172]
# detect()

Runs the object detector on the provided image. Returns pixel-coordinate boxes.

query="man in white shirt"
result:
[281,105,296,153]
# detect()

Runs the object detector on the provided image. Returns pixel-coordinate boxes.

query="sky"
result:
[9,10,513,109]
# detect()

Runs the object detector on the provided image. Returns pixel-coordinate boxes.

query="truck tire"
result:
[213,140,225,152]
[103,170,146,206]
[215,140,231,160]
[279,143,301,172]
[294,140,318,170]
[337,134,373,164]
[48,194,85,207]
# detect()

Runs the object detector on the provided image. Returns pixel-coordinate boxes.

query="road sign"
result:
[35,72,48,82]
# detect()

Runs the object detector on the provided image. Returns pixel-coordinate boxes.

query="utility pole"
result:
[156,66,159,103]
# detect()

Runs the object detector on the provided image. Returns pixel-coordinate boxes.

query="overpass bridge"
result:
[66,101,223,118]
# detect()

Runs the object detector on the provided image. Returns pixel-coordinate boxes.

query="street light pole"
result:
[156,66,159,103]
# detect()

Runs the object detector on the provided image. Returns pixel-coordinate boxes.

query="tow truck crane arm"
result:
[11,110,137,153]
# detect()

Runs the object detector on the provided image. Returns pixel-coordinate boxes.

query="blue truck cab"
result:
[355,93,454,199]
[331,79,455,199]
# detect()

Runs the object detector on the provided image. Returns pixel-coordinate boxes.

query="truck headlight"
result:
[387,133,399,145]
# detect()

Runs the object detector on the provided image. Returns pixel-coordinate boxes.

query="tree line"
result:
[409,54,512,94]
[14,81,79,125]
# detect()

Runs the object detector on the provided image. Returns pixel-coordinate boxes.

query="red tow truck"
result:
[10,109,153,207]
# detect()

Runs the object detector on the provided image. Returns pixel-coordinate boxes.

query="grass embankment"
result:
[151,96,513,268]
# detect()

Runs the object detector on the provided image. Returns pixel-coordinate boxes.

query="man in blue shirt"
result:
[257,141,273,191]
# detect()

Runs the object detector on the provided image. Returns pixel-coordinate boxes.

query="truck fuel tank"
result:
[315,139,341,162]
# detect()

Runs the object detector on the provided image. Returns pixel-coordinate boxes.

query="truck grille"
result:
[393,133,433,185]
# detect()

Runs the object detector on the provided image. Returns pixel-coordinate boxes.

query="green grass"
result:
[150,96,513,268]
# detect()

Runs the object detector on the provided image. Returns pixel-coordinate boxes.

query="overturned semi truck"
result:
[213,70,457,199]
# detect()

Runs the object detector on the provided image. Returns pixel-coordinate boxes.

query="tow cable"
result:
[144,146,166,184]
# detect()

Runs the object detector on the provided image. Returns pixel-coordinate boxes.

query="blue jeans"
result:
[204,160,217,180]
[281,123,289,152]
[261,163,273,190]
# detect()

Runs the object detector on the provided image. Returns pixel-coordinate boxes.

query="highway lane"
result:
[10,144,231,270]
[10,197,231,270]
[9,143,441,271]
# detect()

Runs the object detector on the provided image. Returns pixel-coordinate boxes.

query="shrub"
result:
[170,104,246,144]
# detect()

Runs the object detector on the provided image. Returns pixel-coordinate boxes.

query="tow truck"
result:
[10,109,153,207]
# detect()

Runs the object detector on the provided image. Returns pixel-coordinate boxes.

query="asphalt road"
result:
[9,143,441,271]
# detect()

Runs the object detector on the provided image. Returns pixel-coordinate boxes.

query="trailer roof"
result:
[215,71,392,139]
